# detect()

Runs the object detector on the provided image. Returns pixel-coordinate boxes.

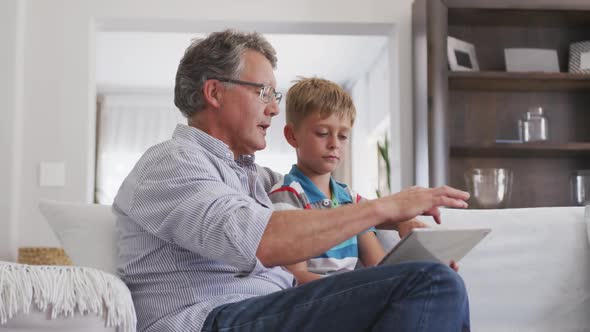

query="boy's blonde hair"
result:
[286,77,356,128]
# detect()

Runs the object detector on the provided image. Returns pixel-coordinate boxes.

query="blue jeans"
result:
[202,262,470,332]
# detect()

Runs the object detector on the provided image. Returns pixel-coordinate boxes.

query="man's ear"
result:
[284,124,299,148]
[202,79,223,109]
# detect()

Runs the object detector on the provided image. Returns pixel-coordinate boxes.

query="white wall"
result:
[0,1,17,260]
[390,15,414,192]
[4,0,415,253]
[351,47,391,199]
[0,0,24,261]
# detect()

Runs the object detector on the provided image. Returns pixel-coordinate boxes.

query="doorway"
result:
[94,24,395,204]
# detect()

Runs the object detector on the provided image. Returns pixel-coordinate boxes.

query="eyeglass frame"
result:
[208,77,282,104]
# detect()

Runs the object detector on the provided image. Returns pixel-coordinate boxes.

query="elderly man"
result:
[114,30,471,332]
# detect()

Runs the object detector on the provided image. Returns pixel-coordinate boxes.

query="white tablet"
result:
[378,228,491,266]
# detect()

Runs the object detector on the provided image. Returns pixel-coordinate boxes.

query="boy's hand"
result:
[450,260,459,272]
[396,218,429,238]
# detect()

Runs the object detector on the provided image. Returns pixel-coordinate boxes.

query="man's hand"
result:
[375,186,469,229]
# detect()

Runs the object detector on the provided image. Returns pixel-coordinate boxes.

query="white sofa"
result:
[0,201,135,332]
[424,207,590,332]
[1,201,589,331]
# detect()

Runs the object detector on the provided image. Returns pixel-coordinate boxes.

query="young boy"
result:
[268,77,388,284]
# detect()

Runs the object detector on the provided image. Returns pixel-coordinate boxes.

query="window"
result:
[95,92,184,204]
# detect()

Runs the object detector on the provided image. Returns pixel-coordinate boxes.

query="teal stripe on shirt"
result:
[317,243,358,259]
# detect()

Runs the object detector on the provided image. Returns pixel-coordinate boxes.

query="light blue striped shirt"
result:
[113,124,294,332]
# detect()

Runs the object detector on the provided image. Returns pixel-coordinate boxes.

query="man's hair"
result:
[286,77,356,128]
[174,29,277,118]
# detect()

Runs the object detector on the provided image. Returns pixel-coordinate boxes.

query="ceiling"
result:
[95,32,388,92]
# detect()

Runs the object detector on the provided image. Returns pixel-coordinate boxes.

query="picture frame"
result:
[504,48,559,73]
[447,36,479,71]
[569,41,590,74]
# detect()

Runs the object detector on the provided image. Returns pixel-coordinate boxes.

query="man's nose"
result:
[265,100,280,117]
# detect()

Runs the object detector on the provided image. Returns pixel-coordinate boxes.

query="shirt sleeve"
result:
[268,180,311,211]
[256,164,284,193]
[124,151,272,275]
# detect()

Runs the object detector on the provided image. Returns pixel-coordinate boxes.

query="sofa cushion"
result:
[427,207,590,332]
[39,200,117,275]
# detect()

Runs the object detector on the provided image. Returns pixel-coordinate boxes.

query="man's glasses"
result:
[209,77,282,104]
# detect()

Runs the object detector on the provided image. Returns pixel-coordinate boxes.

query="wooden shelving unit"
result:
[451,142,590,158]
[413,0,590,208]
[449,71,590,91]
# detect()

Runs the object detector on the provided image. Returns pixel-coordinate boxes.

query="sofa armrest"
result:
[436,207,590,332]
[0,262,136,332]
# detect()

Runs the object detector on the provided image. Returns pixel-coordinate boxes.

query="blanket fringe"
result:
[0,262,136,332]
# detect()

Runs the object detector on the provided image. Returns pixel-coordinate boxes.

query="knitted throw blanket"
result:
[0,262,136,332]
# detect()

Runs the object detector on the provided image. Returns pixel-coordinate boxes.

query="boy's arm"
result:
[284,261,323,285]
[358,218,428,267]
[353,192,386,267]
[353,191,422,267]
[358,231,386,267]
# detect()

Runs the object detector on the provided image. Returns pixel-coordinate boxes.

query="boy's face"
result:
[287,111,352,177]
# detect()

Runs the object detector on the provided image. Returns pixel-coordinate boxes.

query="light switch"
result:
[39,162,66,187]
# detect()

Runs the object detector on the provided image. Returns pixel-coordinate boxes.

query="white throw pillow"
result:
[39,200,117,275]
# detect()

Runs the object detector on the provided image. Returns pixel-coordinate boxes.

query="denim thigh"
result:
[201,261,470,332]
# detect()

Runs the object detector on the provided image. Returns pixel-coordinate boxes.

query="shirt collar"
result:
[236,154,256,167]
[172,124,256,164]
[288,165,352,204]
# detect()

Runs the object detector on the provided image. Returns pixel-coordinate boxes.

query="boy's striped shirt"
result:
[269,165,374,274]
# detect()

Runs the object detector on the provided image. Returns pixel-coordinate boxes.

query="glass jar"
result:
[518,107,549,142]
[571,170,590,206]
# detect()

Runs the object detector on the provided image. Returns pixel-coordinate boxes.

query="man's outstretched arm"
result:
[257,185,469,267]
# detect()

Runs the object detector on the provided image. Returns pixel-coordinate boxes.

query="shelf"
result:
[414,1,590,209]
[449,71,590,91]
[451,142,590,158]
[448,7,590,28]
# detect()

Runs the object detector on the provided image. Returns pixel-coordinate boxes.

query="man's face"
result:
[291,112,352,177]
[218,50,280,156]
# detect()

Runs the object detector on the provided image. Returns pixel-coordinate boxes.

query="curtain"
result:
[95,92,185,204]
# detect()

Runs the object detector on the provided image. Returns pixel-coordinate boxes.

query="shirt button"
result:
[322,199,331,207]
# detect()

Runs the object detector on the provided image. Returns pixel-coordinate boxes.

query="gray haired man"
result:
[114,29,471,332]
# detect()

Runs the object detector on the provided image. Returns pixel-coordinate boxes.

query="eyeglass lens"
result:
[261,86,282,104]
